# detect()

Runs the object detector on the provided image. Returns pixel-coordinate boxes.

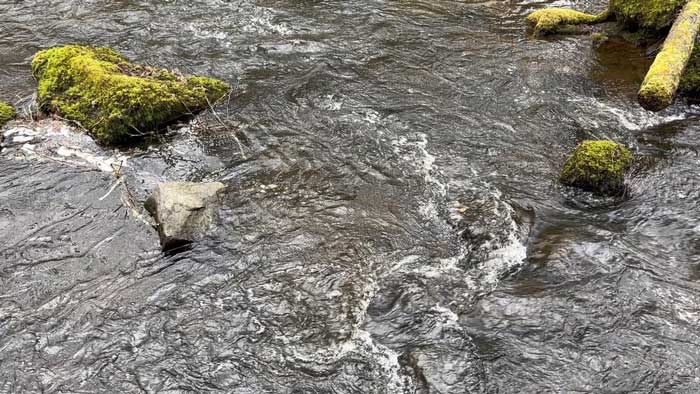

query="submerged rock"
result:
[0,101,16,128]
[32,45,230,145]
[144,182,226,251]
[560,140,632,195]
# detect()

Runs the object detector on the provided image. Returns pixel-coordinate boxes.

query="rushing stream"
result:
[3,0,700,392]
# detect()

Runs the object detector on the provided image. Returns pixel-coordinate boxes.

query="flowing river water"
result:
[2,0,700,392]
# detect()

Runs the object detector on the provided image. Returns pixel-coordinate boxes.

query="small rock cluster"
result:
[5,45,232,252]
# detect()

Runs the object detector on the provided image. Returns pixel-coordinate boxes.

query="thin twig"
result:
[204,93,247,159]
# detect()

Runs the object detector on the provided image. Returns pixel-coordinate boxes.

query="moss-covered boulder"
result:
[0,101,16,128]
[0,101,15,147]
[32,45,230,145]
[560,140,633,195]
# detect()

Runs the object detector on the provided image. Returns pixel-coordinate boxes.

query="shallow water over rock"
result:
[2,1,700,393]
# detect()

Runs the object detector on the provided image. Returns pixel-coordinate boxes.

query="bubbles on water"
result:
[288,329,409,394]
[390,132,448,223]
[242,6,293,36]
[570,96,693,132]
[320,94,344,111]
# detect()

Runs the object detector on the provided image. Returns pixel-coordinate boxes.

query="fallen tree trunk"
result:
[638,0,700,111]
[526,9,611,35]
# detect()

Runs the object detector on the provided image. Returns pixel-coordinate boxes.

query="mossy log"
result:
[32,45,230,145]
[638,0,700,111]
[526,9,611,35]
[527,0,686,36]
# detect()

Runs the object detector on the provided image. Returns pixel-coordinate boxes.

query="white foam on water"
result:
[350,329,407,394]
[474,229,527,286]
[390,254,422,272]
[242,7,292,36]
[186,22,229,41]
[3,121,128,173]
[287,328,407,394]
[385,125,528,294]
[321,94,343,111]
[259,40,330,55]
[55,146,128,173]
[569,96,689,131]
[274,257,410,392]
[391,133,446,197]
[407,229,526,291]
[463,185,528,287]
[431,304,459,325]
[363,110,381,124]
[390,132,449,225]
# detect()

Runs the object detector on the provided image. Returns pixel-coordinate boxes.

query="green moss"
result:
[32,45,230,145]
[526,9,611,35]
[560,140,633,195]
[0,101,16,128]
[527,1,686,36]
[591,32,610,43]
[609,0,686,32]
[680,40,700,93]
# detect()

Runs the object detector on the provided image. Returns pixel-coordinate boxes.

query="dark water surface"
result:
[2,0,700,392]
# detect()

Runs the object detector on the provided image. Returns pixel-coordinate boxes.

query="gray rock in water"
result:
[145,181,226,251]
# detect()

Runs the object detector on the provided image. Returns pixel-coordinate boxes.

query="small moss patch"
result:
[0,101,16,128]
[32,45,230,145]
[560,140,632,195]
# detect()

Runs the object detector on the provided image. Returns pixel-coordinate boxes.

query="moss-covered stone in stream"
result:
[0,101,16,128]
[560,140,633,195]
[32,45,230,145]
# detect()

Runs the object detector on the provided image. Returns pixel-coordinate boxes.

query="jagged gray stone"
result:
[145,181,226,251]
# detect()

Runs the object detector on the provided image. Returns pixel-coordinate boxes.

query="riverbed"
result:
[2,0,700,392]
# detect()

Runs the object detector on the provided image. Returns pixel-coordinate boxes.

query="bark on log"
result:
[638,0,700,111]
